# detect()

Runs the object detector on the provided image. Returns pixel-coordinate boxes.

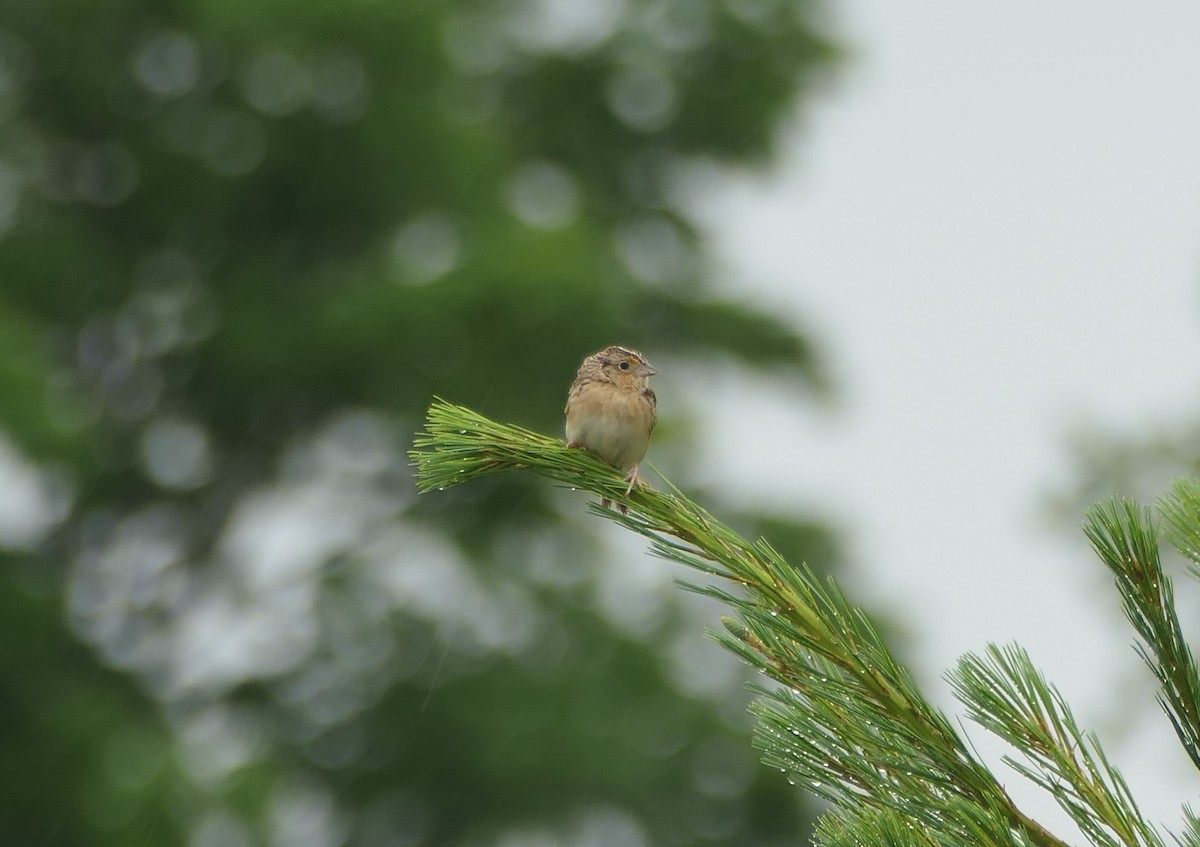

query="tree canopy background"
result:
[0,1,841,845]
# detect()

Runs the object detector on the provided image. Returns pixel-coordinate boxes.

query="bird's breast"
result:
[565,390,652,469]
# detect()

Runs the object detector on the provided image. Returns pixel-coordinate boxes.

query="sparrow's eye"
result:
[618,361,630,370]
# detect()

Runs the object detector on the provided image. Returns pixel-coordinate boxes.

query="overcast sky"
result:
[692,0,1200,831]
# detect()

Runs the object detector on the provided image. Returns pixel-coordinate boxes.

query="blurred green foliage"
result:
[0,0,839,844]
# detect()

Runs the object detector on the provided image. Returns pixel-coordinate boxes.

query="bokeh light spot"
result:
[73,142,139,206]
[241,49,310,117]
[570,806,649,847]
[666,629,742,700]
[508,0,625,54]
[139,416,213,490]
[133,30,201,98]
[106,361,164,421]
[68,505,189,670]
[309,48,369,123]
[200,109,267,176]
[0,435,72,550]
[605,64,677,132]
[506,160,580,230]
[391,212,462,284]
[270,781,346,847]
[613,216,690,283]
[649,0,712,52]
[443,11,511,74]
[178,705,264,784]
[129,248,219,355]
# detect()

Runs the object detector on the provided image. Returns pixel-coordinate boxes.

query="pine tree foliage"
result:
[1158,479,1200,572]
[412,399,1200,846]
[1177,808,1200,847]
[1085,495,1200,771]
[950,645,1160,847]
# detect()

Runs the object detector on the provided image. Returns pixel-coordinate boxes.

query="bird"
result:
[564,345,657,512]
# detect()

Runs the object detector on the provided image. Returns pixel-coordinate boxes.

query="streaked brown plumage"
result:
[565,345,657,511]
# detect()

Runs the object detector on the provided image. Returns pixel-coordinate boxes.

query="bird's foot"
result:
[623,465,645,496]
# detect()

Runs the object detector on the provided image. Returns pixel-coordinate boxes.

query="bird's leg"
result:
[601,469,642,513]
[566,441,639,514]
[623,464,643,496]
[608,466,647,515]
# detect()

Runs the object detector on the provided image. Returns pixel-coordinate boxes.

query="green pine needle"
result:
[1159,479,1200,576]
[1177,807,1200,847]
[951,644,1162,847]
[1084,497,1200,771]
[813,805,943,847]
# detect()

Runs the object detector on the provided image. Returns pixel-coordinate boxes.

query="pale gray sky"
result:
[693,0,1200,832]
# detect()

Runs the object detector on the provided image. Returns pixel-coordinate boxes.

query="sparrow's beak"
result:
[635,363,657,378]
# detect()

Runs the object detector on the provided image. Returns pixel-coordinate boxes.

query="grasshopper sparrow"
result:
[565,345,657,511]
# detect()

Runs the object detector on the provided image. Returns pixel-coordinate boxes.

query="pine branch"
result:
[1083,498,1200,771]
[951,644,1163,847]
[411,399,1066,847]
[1159,480,1200,580]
